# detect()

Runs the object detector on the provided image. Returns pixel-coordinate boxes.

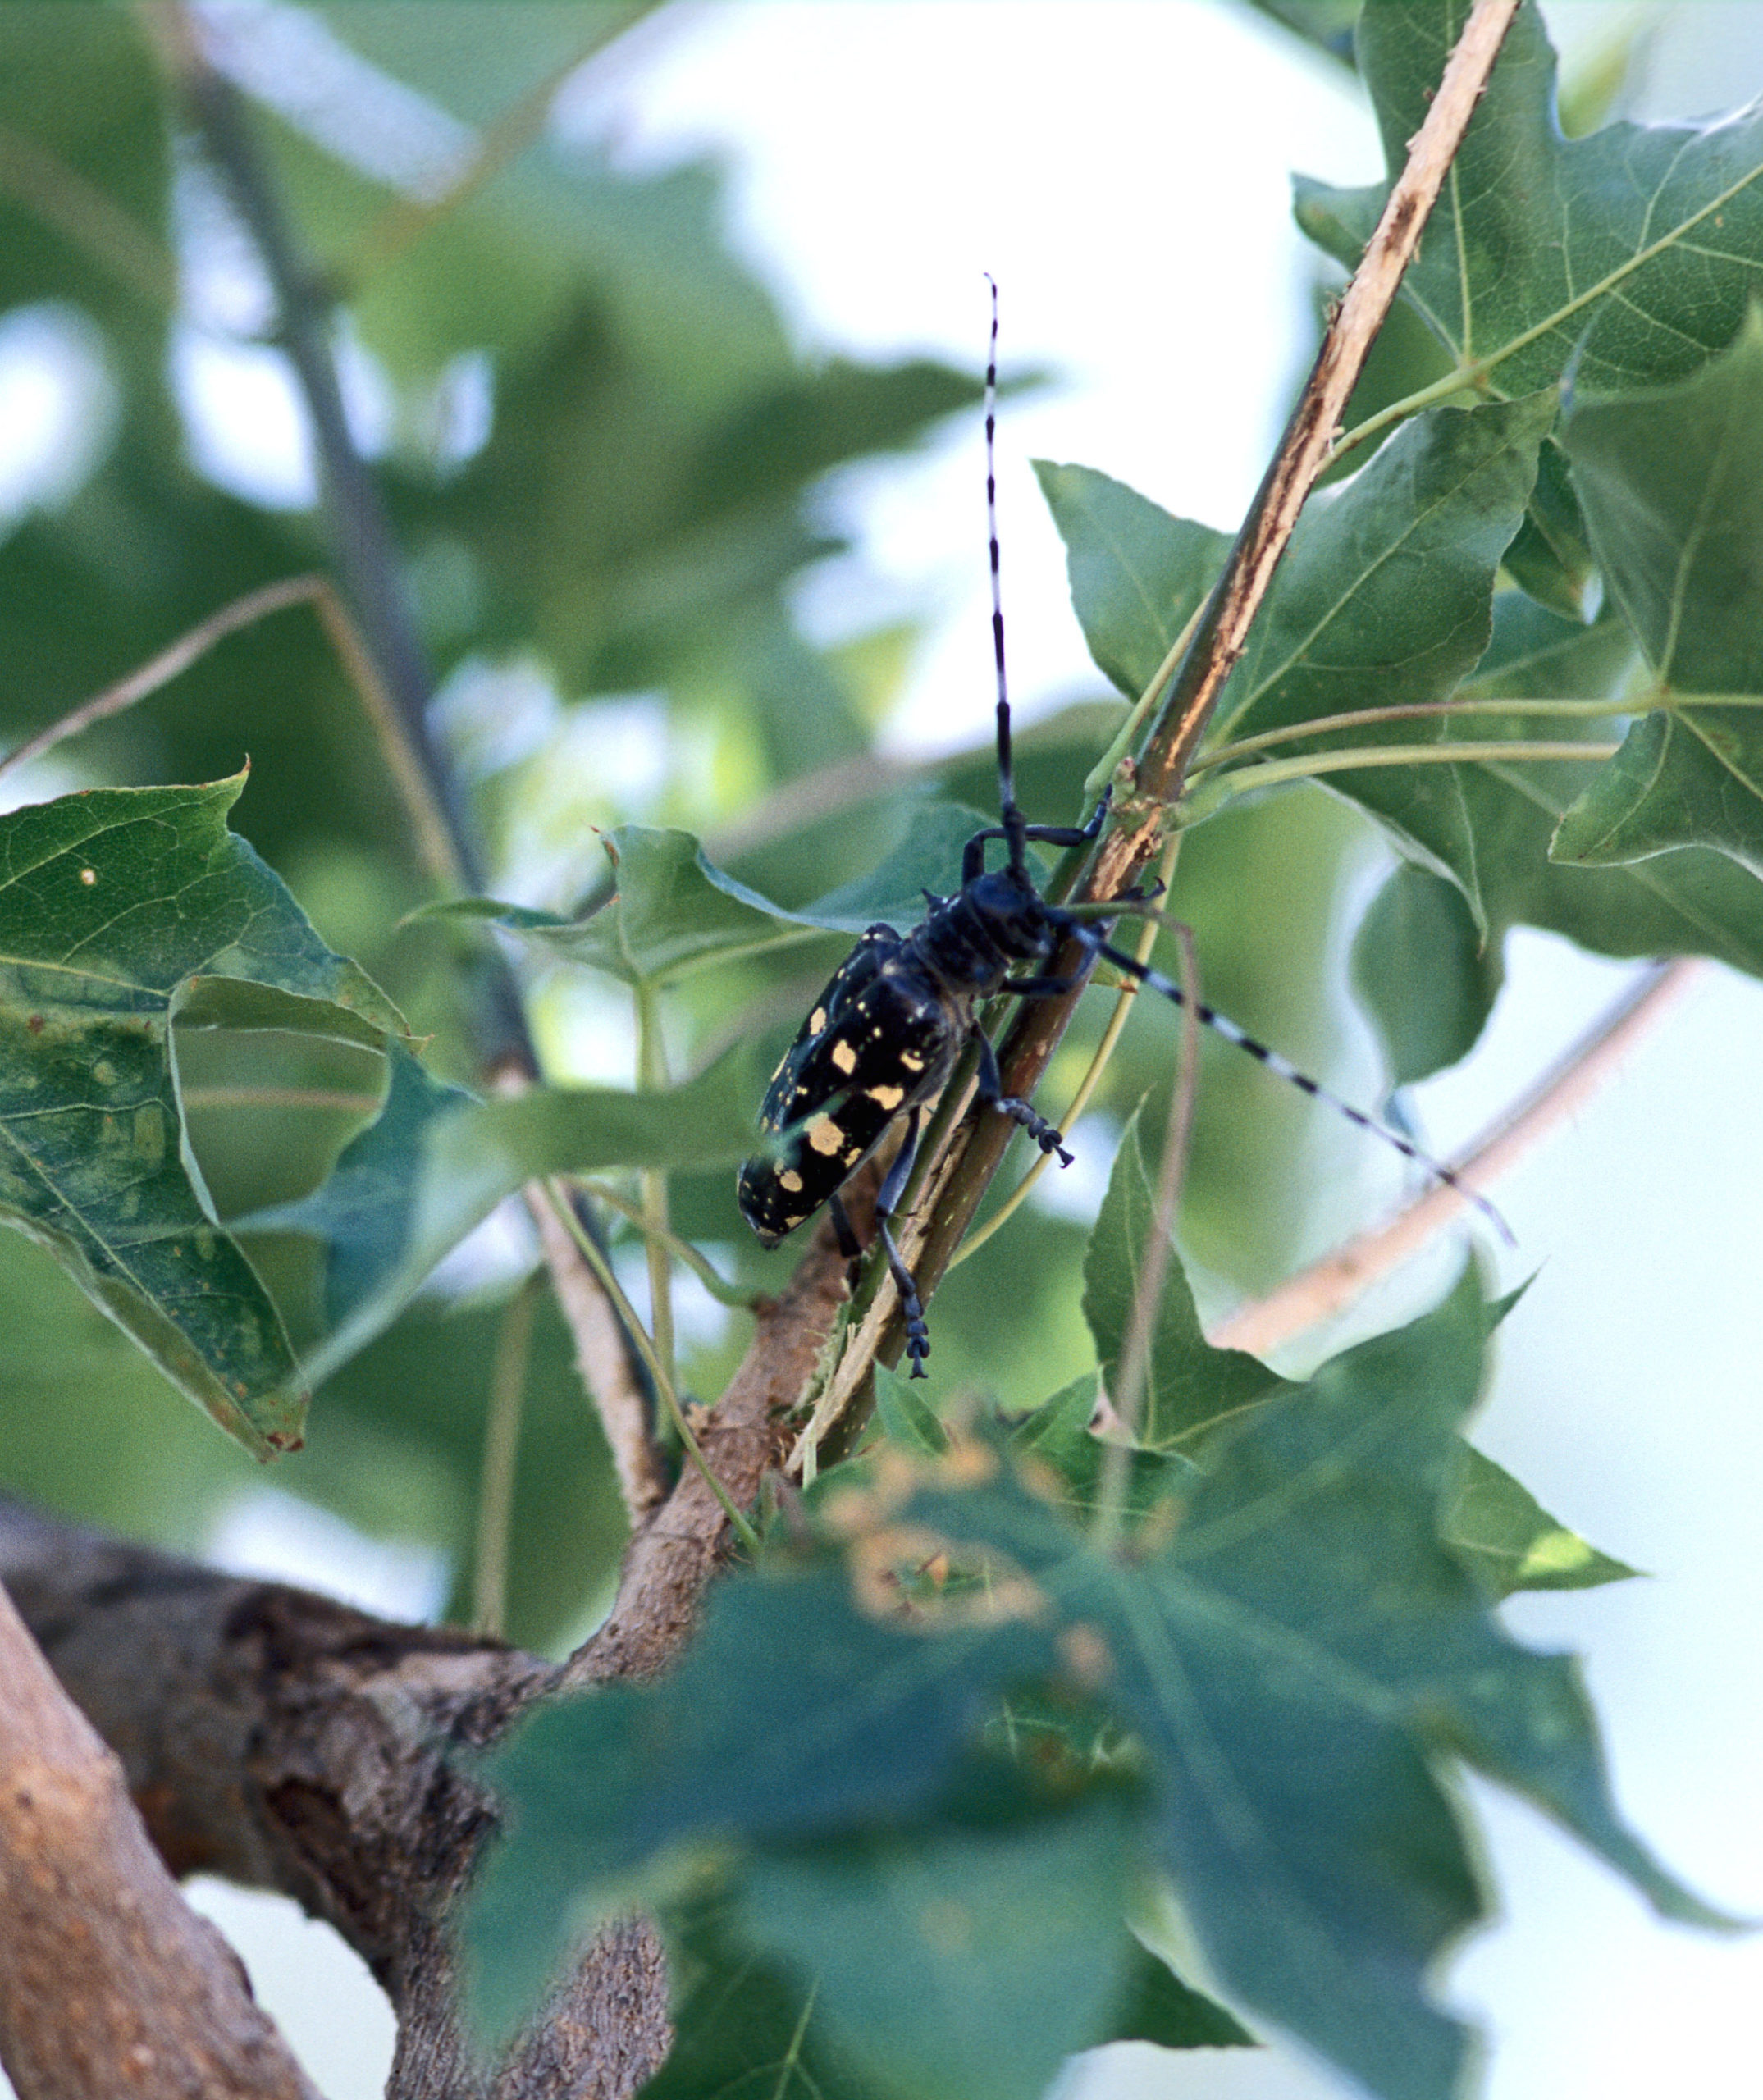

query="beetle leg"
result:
[972,1028,1073,1165]
[874,1107,931,1376]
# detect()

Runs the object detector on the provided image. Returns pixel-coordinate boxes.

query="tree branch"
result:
[1210,958,1701,1358]
[0,1574,321,2100]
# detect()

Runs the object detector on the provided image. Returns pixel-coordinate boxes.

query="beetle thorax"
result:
[910,869,1054,995]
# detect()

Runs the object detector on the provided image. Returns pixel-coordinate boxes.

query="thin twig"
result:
[145,0,660,1515]
[0,573,320,783]
[0,121,175,302]
[526,1182,669,1520]
[1091,924,1201,1554]
[543,1180,760,1554]
[1146,0,1523,800]
[473,1275,538,1638]
[1210,958,1701,1358]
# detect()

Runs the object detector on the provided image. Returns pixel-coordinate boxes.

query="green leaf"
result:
[1352,862,1503,1084]
[1500,436,1597,620]
[1108,1938,1255,2051]
[644,1884,1253,2100]
[240,1042,763,1386]
[1207,395,1553,750]
[463,1567,1053,2048]
[0,778,401,1456]
[1296,1,1763,403]
[437,810,993,987]
[1553,308,1763,876]
[1082,1106,1290,1450]
[1443,1443,1641,1597]
[640,1891,888,2100]
[468,1278,1724,2100]
[873,1363,950,1455]
[1357,591,1763,971]
[1033,461,1231,701]
[737,1793,1143,2100]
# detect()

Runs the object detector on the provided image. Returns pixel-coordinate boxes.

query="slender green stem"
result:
[1091,922,1201,1555]
[1188,692,1651,774]
[543,1180,760,1554]
[473,1274,538,1637]
[1328,359,1491,468]
[1084,602,1208,803]
[574,1177,763,1308]
[1203,737,1622,804]
[634,981,678,1393]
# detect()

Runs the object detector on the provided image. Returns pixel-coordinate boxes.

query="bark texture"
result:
[0,1575,321,2099]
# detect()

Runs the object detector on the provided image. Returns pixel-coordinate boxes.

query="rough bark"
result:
[0,1575,321,2100]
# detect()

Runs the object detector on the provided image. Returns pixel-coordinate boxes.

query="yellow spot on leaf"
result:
[79,868,96,886]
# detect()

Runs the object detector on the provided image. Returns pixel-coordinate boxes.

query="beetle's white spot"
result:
[770,1053,790,1084]
[781,1213,806,1231]
[779,1168,803,1193]
[830,1039,858,1074]
[866,1084,905,1111]
[843,1145,861,1165]
[899,1050,926,1072]
[808,1007,828,1035]
[806,1116,843,1156]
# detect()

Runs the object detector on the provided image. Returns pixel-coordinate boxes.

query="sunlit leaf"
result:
[1443,1443,1640,1597]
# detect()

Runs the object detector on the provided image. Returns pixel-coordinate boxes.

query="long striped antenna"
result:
[1068,920,1514,1244]
[983,273,1025,872]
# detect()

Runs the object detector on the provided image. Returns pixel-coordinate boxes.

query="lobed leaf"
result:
[467,1279,1720,2100]
[427,808,994,988]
